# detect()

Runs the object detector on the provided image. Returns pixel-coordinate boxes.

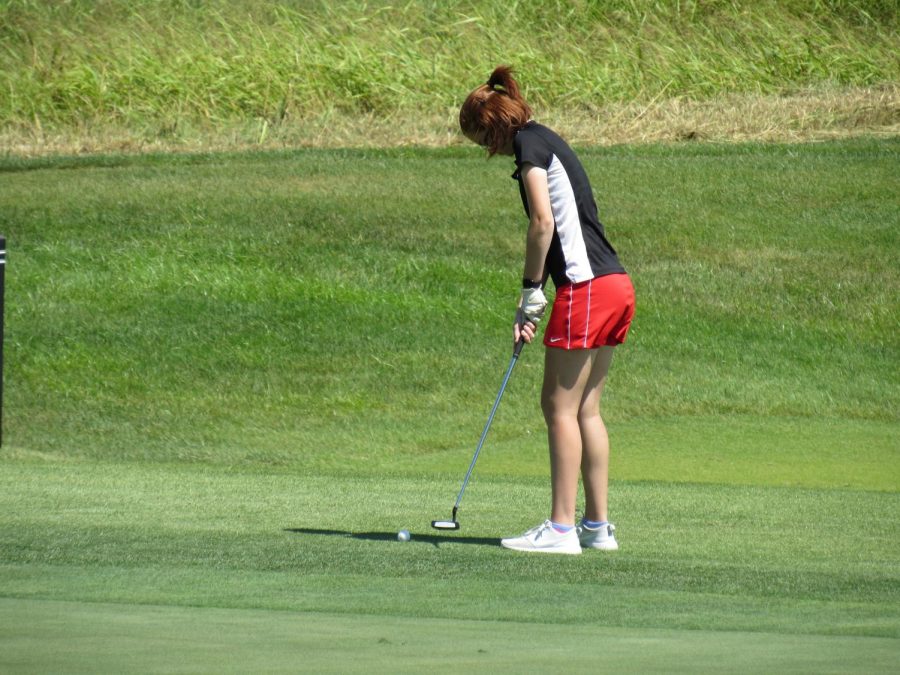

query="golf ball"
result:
[397,529,411,542]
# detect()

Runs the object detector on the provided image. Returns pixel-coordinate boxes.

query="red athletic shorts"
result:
[543,273,635,350]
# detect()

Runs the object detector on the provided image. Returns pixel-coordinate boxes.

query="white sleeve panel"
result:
[547,154,593,283]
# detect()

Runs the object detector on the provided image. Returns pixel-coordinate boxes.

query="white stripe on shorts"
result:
[584,279,592,348]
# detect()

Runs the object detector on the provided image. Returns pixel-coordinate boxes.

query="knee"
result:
[540,395,556,426]
[542,395,579,428]
[578,405,601,425]
[541,392,562,426]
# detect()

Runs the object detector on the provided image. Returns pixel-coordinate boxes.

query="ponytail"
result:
[460,65,532,156]
[486,65,523,100]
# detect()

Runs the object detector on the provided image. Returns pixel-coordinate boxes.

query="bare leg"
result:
[541,346,616,526]
[541,348,596,526]
[578,346,615,522]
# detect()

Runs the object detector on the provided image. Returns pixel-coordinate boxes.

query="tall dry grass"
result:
[1,0,897,154]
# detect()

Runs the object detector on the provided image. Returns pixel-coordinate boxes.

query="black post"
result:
[0,235,5,446]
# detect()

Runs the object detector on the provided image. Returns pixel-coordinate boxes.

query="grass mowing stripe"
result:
[1,461,896,638]
[2,142,897,471]
[2,599,899,675]
[3,566,898,640]
[391,416,900,491]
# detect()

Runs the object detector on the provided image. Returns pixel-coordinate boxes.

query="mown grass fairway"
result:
[0,141,898,671]
[5,604,897,675]
[1,462,898,673]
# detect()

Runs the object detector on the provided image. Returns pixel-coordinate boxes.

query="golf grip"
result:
[513,335,525,357]
[452,337,526,513]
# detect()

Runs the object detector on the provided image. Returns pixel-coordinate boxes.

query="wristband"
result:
[522,277,542,289]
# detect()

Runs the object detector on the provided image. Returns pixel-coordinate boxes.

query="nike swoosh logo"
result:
[549,337,563,343]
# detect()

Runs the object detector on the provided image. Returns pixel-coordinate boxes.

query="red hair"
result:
[459,65,532,156]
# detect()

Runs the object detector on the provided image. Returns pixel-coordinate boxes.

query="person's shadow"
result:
[284,527,499,548]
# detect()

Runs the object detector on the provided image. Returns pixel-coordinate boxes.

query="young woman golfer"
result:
[460,66,635,555]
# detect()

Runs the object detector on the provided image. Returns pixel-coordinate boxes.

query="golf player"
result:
[460,66,635,554]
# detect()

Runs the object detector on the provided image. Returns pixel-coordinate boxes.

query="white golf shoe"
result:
[500,520,582,555]
[577,522,618,551]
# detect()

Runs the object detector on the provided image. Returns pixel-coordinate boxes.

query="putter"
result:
[432,337,525,531]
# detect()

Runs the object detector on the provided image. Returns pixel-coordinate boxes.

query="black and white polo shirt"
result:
[513,121,625,288]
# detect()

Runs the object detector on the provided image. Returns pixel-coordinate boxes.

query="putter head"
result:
[431,519,460,531]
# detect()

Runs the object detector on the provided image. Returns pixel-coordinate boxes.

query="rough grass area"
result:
[3,86,897,156]
[1,141,896,469]
[1,0,898,154]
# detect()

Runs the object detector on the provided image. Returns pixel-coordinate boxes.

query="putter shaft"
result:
[451,338,524,514]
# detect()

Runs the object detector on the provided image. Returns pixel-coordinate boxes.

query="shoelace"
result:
[517,521,554,541]
[524,522,550,539]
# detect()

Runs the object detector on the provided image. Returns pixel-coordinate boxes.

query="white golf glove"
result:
[518,287,548,324]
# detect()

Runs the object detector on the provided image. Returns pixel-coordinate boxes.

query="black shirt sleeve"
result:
[514,127,552,171]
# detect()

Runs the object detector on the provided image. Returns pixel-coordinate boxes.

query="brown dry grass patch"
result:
[2,86,897,157]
